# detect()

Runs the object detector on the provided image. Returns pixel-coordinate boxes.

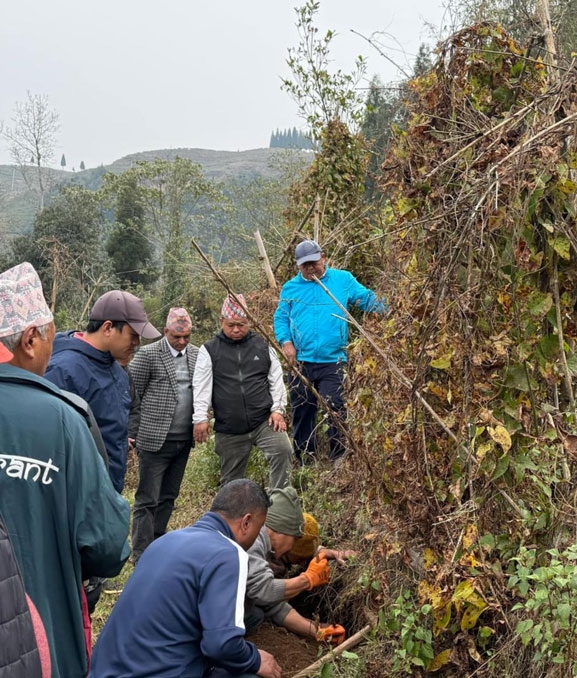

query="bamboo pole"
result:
[291,625,372,678]
[273,199,316,276]
[536,0,558,79]
[313,194,320,243]
[254,229,277,291]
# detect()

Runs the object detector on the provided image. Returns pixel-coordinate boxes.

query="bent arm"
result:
[127,349,151,400]
[273,294,292,346]
[267,347,287,414]
[200,549,261,675]
[71,420,130,577]
[192,346,213,424]
[347,274,389,314]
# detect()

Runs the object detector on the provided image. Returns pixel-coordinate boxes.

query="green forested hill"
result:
[0,147,308,239]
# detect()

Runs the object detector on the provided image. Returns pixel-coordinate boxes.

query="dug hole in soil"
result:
[246,584,363,676]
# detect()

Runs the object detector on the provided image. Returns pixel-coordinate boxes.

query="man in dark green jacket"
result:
[0,262,131,678]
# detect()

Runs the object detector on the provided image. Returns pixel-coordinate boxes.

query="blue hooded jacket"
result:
[45,331,130,492]
[274,267,388,363]
[90,512,261,678]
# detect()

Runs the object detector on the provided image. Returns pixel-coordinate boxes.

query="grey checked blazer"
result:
[128,337,199,453]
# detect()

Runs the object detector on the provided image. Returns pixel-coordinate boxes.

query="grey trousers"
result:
[215,419,292,489]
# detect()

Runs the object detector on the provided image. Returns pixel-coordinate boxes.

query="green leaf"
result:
[557,602,571,625]
[341,651,359,660]
[527,292,552,317]
[549,236,571,261]
[538,335,559,360]
[505,366,532,392]
[516,618,534,634]
[492,452,510,480]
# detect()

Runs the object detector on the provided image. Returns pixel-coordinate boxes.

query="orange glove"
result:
[302,557,330,590]
[316,624,346,646]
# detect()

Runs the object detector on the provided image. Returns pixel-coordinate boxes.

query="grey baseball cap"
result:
[90,290,161,339]
[295,240,322,266]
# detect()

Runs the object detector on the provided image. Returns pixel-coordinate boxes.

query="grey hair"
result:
[211,479,271,519]
[0,322,51,352]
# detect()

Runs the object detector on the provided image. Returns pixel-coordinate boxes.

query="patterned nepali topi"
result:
[0,262,53,338]
[221,293,247,320]
[166,307,192,333]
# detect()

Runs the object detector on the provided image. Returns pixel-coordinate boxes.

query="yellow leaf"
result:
[429,649,452,672]
[423,547,438,570]
[365,357,377,373]
[461,603,487,630]
[462,524,478,551]
[383,437,394,453]
[451,580,486,610]
[475,441,493,461]
[433,602,452,636]
[430,353,452,370]
[443,413,456,429]
[487,425,512,453]
[427,382,448,399]
[430,587,444,610]
[406,252,418,275]
[418,580,434,604]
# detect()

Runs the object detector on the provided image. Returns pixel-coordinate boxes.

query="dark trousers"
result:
[132,439,191,562]
[208,670,259,678]
[289,362,346,461]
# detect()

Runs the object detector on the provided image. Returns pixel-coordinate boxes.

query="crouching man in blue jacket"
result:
[90,479,281,678]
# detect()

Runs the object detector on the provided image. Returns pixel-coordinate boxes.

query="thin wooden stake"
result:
[254,229,277,291]
[313,194,321,243]
[273,199,316,276]
[291,625,372,678]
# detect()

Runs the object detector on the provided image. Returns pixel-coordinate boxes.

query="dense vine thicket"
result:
[327,23,577,676]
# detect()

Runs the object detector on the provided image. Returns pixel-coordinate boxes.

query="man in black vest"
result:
[193,294,293,488]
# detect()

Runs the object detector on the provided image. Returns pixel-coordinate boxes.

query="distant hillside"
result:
[0,147,309,238]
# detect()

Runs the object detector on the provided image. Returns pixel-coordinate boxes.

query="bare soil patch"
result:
[246,623,322,677]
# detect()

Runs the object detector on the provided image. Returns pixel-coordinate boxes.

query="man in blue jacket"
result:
[91,479,282,678]
[45,289,161,493]
[274,240,387,462]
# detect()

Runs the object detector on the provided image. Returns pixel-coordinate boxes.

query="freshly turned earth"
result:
[246,623,322,676]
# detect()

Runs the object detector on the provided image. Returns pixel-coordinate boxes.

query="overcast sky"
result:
[1,1,449,170]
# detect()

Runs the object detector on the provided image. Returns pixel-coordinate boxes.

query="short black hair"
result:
[211,479,271,519]
[86,319,127,334]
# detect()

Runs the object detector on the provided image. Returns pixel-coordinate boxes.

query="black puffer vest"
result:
[0,514,42,678]
[204,331,272,434]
